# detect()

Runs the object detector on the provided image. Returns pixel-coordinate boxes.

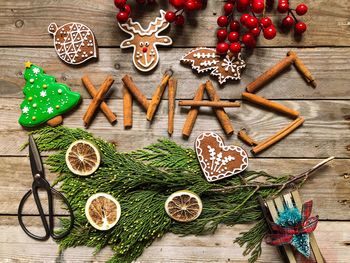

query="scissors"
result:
[18,135,74,241]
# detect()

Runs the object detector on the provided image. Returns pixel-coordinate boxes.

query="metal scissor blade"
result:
[29,135,44,177]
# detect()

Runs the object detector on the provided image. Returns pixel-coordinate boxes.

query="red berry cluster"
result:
[216,0,279,55]
[279,1,308,34]
[165,0,204,26]
[115,0,156,23]
[215,0,309,55]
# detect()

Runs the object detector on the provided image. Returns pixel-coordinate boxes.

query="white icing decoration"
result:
[118,10,173,72]
[48,22,97,65]
[47,107,54,114]
[180,47,246,84]
[40,91,47,97]
[195,132,249,182]
[22,106,29,114]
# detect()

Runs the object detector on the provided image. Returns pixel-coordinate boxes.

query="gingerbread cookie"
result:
[181,47,246,84]
[19,62,81,128]
[118,10,172,72]
[48,22,97,65]
[195,132,248,182]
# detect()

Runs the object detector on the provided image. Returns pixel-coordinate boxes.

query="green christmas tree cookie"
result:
[19,62,81,127]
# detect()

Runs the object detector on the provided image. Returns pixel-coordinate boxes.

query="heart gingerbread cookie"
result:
[195,132,248,182]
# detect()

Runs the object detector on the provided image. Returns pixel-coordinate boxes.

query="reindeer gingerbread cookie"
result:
[118,10,173,72]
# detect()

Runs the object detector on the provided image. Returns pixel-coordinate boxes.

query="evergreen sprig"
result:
[29,126,304,263]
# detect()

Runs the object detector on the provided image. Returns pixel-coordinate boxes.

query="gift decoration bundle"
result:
[14,1,333,263]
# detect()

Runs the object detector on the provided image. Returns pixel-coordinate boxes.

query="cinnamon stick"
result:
[205,80,234,135]
[287,51,317,88]
[82,75,117,124]
[123,85,133,128]
[147,70,173,121]
[242,92,299,118]
[182,83,206,138]
[252,117,305,154]
[122,75,150,111]
[83,76,114,126]
[179,100,241,108]
[238,129,258,146]
[168,77,177,135]
[246,53,296,93]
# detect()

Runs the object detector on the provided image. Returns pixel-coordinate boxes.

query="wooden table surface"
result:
[1,0,350,262]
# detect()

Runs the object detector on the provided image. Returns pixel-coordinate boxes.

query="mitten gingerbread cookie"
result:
[195,132,249,182]
[181,47,246,84]
[48,22,97,65]
[19,62,81,128]
[118,10,172,72]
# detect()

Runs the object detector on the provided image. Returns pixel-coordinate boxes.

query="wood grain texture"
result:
[1,47,350,99]
[0,218,349,263]
[1,98,350,157]
[1,157,349,219]
[0,0,349,47]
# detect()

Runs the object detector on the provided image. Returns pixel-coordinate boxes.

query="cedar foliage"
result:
[30,126,293,263]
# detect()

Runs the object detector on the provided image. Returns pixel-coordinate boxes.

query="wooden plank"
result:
[0,1,349,47]
[1,47,350,99]
[0,218,348,263]
[1,157,349,219]
[1,98,350,157]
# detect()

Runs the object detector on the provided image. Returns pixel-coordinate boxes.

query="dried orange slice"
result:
[165,190,203,222]
[65,140,100,176]
[85,193,121,231]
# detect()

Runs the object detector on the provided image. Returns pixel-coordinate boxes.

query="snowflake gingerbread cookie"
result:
[195,132,249,182]
[181,47,246,84]
[48,22,97,65]
[118,10,172,72]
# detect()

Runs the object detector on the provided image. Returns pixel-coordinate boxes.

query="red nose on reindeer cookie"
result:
[195,132,249,182]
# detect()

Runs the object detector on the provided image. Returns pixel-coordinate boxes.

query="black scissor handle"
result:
[18,186,74,241]
[18,189,50,241]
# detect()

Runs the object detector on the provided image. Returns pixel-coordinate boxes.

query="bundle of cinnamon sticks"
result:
[181,80,239,138]
[237,51,314,154]
[122,70,177,135]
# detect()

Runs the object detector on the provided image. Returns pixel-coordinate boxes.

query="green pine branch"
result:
[28,126,318,263]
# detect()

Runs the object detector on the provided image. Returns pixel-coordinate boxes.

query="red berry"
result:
[116,11,129,23]
[282,15,294,28]
[237,0,250,12]
[242,33,256,48]
[230,20,240,31]
[165,11,176,23]
[175,14,185,26]
[123,4,131,15]
[229,42,241,53]
[114,0,126,8]
[252,0,265,14]
[263,25,277,39]
[240,14,250,25]
[250,27,261,37]
[295,3,308,16]
[170,0,185,9]
[277,1,289,13]
[245,16,258,29]
[216,42,229,54]
[260,17,272,28]
[217,29,228,41]
[294,21,307,34]
[217,16,229,27]
[228,31,239,42]
[224,3,235,14]
[185,0,198,11]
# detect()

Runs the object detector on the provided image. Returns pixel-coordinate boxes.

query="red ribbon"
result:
[265,200,319,246]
